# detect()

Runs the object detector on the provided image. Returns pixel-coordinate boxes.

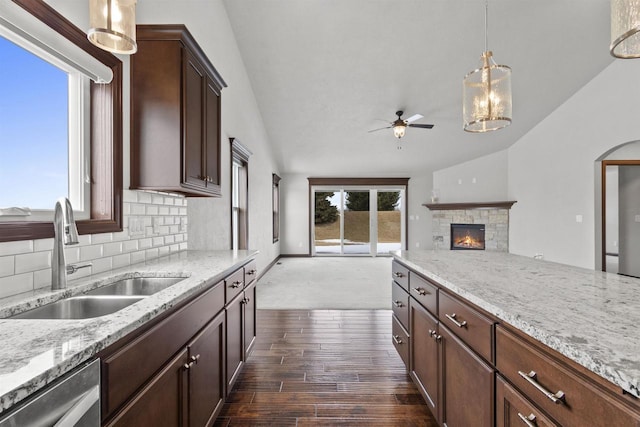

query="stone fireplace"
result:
[451,223,485,250]
[423,201,516,252]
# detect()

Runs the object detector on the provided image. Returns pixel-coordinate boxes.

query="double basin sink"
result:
[9,277,186,320]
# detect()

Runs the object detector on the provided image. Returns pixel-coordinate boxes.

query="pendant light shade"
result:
[393,123,406,138]
[88,0,137,55]
[610,0,640,58]
[463,51,512,132]
[463,0,512,133]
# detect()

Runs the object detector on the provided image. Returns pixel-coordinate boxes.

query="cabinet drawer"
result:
[225,268,245,304]
[391,261,409,291]
[496,326,640,427]
[496,375,558,427]
[102,280,224,417]
[392,315,409,368]
[409,273,437,316]
[439,291,493,363]
[244,260,258,286]
[391,281,409,330]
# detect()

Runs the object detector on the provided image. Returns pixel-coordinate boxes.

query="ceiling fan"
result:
[369,110,434,139]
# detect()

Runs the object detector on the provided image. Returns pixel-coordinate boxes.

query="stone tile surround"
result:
[432,208,509,251]
[0,190,188,299]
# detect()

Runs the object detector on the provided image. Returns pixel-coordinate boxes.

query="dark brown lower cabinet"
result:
[243,281,257,355]
[440,325,494,427]
[226,291,244,392]
[496,375,557,427]
[106,349,189,427]
[409,298,440,421]
[187,311,225,427]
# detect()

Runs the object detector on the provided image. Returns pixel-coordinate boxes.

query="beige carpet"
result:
[257,257,392,309]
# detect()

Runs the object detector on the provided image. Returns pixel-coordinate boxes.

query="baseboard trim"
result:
[279,253,311,258]
[257,255,281,282]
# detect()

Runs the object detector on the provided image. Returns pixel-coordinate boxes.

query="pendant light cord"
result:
[484,0,489,53]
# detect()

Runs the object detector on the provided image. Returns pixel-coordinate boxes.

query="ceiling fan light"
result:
[393,123,406,138]
[463,51,512,133]
[88,0,137,54]
[611,0,640,58]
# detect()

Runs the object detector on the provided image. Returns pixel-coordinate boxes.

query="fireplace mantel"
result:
[423,201,517,211]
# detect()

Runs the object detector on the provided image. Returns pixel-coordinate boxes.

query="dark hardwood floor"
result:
[214,309,437,426]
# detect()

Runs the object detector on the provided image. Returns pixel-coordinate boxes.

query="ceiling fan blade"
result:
[368,126,392,133]
[405,114,424,123]
[408,123,435,129]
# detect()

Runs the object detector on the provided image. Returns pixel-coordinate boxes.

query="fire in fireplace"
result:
[451,224,485,250]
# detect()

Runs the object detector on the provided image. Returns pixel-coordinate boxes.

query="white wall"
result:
[618,166,640,277]
[433,150,509,203]
[280,173,433,255]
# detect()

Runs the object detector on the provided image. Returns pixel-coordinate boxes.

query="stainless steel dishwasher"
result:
[0,359,100,427]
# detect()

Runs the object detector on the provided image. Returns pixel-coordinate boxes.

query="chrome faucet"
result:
[52,197,91,290]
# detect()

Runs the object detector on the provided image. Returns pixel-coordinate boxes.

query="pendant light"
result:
[610,0,640,58]
[463,0,512,133]
[87,0,137,55]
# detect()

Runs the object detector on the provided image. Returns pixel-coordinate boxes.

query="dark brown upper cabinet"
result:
[131,25,226,197]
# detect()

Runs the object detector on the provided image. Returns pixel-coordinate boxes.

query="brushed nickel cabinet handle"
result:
[445,313,467,328]
[517,412,538,427]
[392,335,403,345]
[247,269,257,275]
[393,300,404,308]
[230,280,243,288]
[428,329,442,342]
[518,370,566,404]
[412,287,428,296]
[190,354,200,364]
[393,271,404,278]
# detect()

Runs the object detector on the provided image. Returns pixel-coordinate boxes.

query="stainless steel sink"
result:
[83,277,185,296]
[9,296,144,320]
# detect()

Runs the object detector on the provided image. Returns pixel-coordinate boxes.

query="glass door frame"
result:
[310,184,407,257]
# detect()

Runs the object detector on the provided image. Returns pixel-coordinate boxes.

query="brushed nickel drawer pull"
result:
[517,412,538,427]
[247,269,257,275]
[428,329,442,341]
[518,370,566,404]
[393,271,404,278]
[445,313,467,328]
[392,335,403,345]
[393,300,404,308]
[230,280,243,288]
[412,287,428,296]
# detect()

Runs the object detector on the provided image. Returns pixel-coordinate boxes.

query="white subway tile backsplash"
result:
[81,245,103,261]
[91,257,113,274]
[131,251,146,265]
[0,190,188,299]
[15,251,50,274]
[0,273,33,298]
[34,269,51,289]
[138,192,152,203]
[0,256,14,278]
[92,233,113,244]
[113,254,131,268]
[34,239,54,252]
[0,240,33,257]
[104,242,123,257]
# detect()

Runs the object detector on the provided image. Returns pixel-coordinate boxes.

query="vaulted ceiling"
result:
[223,0,612,177]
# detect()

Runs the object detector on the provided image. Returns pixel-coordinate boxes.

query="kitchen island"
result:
[0,249,257,415]
[392,249,640,426]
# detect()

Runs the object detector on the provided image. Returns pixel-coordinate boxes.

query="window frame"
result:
[230,138,251,250]
[0,0,123,242]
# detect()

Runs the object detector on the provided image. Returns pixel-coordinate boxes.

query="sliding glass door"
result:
[312,186,405,256]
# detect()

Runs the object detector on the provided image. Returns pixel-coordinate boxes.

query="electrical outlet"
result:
[576,214,583,223]
[180,217,187,232]
[635,215,640,223]
[129,217,144,236]
[152,217,161,234]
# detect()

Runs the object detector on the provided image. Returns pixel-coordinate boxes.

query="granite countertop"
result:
[0,249,257,414]
[392,250,640,399]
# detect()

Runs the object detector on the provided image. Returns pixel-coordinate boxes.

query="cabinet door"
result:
[106,348,188,427]
[243,281,257,357]
[409,298,440,421]
[204,76,221,196]
[187,311,225,427]
[226,292,244,393]
[183,50,206,191]
[440,325,494,427]
[496,375,558,427]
